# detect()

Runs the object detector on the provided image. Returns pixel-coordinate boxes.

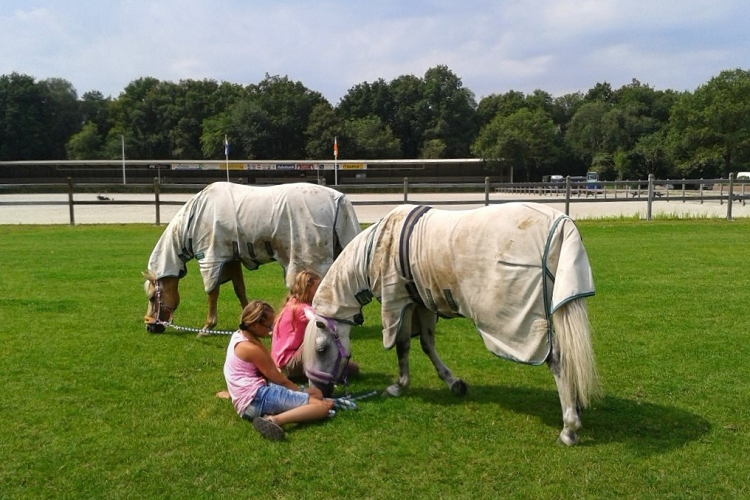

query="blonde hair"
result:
[239,300,275,331]
[285,269,322,306]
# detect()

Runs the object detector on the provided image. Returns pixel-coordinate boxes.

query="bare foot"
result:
[215,390,230,399]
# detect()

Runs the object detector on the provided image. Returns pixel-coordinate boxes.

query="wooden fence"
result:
[1,174,747,225]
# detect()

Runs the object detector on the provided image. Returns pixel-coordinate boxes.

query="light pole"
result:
[121,135,126,184]
[224,135,230,182]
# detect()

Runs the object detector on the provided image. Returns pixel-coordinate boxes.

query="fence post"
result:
[67,177,75,226]
[682,179,686,203]
[484,177,490,206]
[719,180,724,205]
[647,174,654,221]
[727,173,734,221]
[154,177,161,226]
[564,176,571,216]
[403,177,409,204]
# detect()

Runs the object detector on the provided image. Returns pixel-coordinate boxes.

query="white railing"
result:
[1,174,747,225]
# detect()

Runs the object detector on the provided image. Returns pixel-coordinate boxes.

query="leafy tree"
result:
[551,92,584,129]
[243,74,328,159]
[0,73,77,160]
[339,116,400,159]
[168,79,236,159]
[421,65,478,158]
[305,102,340,159]
[476,90,526,128]
[111,77,172,159]
[584,82,614,103]
[472,107,560,181]
[420,139,447,159]
[565,101,610,168]
[388,75,426,158]
[337,79,392,121]
[628,130,672,179]
[66,122,104,159]
[669,69,750,176]
[39,78,81,159]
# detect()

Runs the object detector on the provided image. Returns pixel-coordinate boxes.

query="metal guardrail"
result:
[0,174,747,225]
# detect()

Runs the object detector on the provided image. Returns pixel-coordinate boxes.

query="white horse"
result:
[302,203,602,445]
[144,182,360,333]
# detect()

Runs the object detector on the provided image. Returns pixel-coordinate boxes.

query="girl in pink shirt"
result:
[223,300,333,441]
[272,270,360,380]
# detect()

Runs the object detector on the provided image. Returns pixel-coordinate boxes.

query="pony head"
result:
[142,270,180,333]
[301,309,353,398]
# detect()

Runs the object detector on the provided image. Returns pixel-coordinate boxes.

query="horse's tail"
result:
[551,297,602,408]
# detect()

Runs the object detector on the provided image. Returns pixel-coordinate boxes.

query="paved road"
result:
[1,191,748,225]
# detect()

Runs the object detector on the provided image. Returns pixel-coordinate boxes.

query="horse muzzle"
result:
[309,379,335,398]
[145,318,166,334]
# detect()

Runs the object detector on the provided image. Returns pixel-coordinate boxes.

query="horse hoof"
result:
[558,430,579,446]
[450,380,468,397]
[383,385,402,397]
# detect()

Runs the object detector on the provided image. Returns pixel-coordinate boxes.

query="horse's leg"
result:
[203,287,220,331]
[383,337,412,397]
[226,261,248,307]
[547,338,582,446]
[383,308,413,397]
[415,307,467,396]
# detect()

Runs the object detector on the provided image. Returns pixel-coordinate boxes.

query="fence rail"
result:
[1,174,747,225]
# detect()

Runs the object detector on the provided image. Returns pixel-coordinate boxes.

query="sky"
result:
[2,0,750,104]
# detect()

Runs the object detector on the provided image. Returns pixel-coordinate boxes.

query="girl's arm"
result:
[236,342,299,391]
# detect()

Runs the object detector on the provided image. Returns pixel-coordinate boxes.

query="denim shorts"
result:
[242,383,310,420]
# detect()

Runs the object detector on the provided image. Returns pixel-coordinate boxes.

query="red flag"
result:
[333,136,338,158]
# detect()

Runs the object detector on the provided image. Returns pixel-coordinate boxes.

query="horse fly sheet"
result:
[315,203,594,364]
[148,182,361,292]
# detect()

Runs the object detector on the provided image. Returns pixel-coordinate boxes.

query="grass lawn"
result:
[0,219,748,499]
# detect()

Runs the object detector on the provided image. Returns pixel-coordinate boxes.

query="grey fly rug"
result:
[148,182,361,292]
[314,203,594,364]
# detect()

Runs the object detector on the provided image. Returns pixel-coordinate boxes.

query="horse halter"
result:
[305,317,351,386]
[144,279,174,329]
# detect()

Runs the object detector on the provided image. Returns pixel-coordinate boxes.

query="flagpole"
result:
[334,136,338,186]
[224,134,230,182]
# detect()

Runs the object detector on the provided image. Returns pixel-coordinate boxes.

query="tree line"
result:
[2,65,750,181]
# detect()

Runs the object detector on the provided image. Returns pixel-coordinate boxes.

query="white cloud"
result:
[1,0,749,101]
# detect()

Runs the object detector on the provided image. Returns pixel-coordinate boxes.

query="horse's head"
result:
[142,271,180,333]
[302,310,353,398]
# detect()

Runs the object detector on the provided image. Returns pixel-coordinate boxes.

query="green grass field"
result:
[1,220,749,499]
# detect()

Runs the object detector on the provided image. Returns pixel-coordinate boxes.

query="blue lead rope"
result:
[331,390,379,411]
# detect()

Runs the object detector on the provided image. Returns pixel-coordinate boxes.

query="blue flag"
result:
[224,135,230,157]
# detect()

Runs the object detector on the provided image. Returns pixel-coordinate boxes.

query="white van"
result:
[737,172,750,180]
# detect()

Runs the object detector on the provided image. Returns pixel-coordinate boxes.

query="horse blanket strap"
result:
[245,243,261,269]
[354,290,373,306]
[398,205,432,306]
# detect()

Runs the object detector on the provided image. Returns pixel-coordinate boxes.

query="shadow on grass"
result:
[404,384,711,455]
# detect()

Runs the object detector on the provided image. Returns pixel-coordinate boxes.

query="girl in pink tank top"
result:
[222,300,333,441]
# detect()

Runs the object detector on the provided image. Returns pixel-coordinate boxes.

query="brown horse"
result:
[144,182,360,333]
